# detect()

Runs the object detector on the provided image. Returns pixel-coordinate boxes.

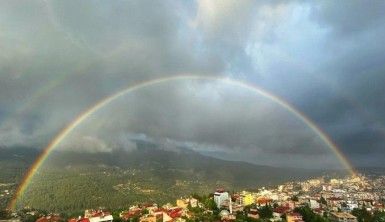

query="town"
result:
[2,174,385,222]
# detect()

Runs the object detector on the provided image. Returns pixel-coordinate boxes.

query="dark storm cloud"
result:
[190,0,385,166]
[0,0,384,168]
[57,81,342,168]
[287,1,385,166]
[0,0,223,146]
[311,0,385,36]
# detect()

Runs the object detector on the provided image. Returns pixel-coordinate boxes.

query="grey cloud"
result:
[56,80,342,168]
[311,0,385,37]
[0,0,223,146]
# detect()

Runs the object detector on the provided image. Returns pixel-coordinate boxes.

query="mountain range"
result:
[1,142,349,212]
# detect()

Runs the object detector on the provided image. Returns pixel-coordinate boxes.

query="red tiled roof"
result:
[121,210,141,220]
[288,212,302,217]
[153,207,183,219]
[154,208,166,213]
[90,211,111,217]
[68,218,90,222]
[37,217,49,222]
[248,209,259,215]
[274,206,290,214]
[167,208,182,218]
[256,198,272,204]
[37,216,62,222]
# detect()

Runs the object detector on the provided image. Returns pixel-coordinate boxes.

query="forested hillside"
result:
[2,144,343,213]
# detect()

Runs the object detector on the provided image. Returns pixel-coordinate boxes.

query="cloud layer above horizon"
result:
[1,0,384,168]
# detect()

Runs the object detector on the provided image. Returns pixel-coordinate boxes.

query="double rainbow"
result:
[8,75,356,210]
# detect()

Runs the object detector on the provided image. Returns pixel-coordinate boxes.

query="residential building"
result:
[329,212,357,222]
[239,192,254,206]
[214,189,229,208]
[286,213,304,222]
[309,199,320,209]
[247,209,259,220]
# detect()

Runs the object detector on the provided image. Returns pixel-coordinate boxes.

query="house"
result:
[238,192,255,206]
[84,210,111,219]
[214,189,229,208]
[142,203,158,214]
[328,197,344,207]
[88,214,112,222]
[345,203,359,212]
[247,209,259,220]
[189,198,198,208]
[256,197,272,206]
[373,203,384,211]
[139,215,157,222]
[313,208,325,216]
[151,207,184,222]
[120,209,141,221]
[221,199,243,212]
[176,199,188,209]
[219,210,235,221]
[176,197,199,209]
[273,206,291,219]
[309,199,320,209]
[36,215,62,222]
[329,212,357,222]
[286,213,304,222]
[69,209,113,222]
[68,218,90,222]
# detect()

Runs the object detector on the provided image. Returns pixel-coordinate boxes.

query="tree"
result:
[291,196,299,201]
[294,206,329,222]
[128,216,139,222]
[320,196,327,205]
[0,209,10,219]
[372,211,385,222]
[235,211,259,222]
[113,217,123,222]
[204,198,218,211]
[141,209,149,215]
[259,205,273,219]
[351,207,372,222]
[22,214,39,222]
[191,193,202,202]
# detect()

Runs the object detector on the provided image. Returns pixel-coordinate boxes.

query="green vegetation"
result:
[0,145,339,213]
[291,195,299,201]
[16,166,217,213]
[258,205,273,219]
[294,206,329,222]
[320,196,327,205]
[372,211,385,222]
[0,209,11,219]
[0,147,37,209]
[351,207,385,222]
[4,143,323,213]
[234,211,259,222]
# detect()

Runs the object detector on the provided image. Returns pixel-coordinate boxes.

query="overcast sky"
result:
[0,0,384,169]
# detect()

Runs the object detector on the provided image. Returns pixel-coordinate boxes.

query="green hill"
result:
[1,143,341,213]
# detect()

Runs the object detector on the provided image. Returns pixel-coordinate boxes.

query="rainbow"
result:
[8,75,356,210]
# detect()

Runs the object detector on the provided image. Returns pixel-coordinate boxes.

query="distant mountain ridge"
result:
[0,143,351,212]
[44,141,328,186]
